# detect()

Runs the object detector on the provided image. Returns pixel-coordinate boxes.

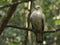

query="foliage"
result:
[0,0,60,45]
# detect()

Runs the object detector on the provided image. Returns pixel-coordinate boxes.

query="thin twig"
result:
[24,1,33,45]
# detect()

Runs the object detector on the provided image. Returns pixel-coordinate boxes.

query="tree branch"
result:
[0,0,18,35]
[44,28,60,33]
[7,25,32,31]
[0,0,35,9]
[0,0,29,9]
[6,25,60,33]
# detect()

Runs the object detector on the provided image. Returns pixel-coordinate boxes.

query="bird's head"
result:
[35,5,41,10]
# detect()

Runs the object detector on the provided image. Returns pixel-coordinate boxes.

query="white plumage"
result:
[30,7,45,43]
[30,9,45,30]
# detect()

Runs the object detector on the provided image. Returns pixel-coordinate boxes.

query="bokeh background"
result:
[0,0,60,45]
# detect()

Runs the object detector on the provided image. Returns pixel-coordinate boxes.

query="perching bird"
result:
[30,5,45,44]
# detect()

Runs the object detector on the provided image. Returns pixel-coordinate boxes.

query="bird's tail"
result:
[36,32,43,43]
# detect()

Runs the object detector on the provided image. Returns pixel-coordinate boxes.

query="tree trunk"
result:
[0,0,18,35]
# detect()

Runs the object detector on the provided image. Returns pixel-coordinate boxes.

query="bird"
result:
[30,5,45,44]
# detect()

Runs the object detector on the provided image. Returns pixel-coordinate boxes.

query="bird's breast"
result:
[30,15,42,30]
[30,10,44,30]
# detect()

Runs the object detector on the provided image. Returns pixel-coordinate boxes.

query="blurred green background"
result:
[0,0,60,45]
